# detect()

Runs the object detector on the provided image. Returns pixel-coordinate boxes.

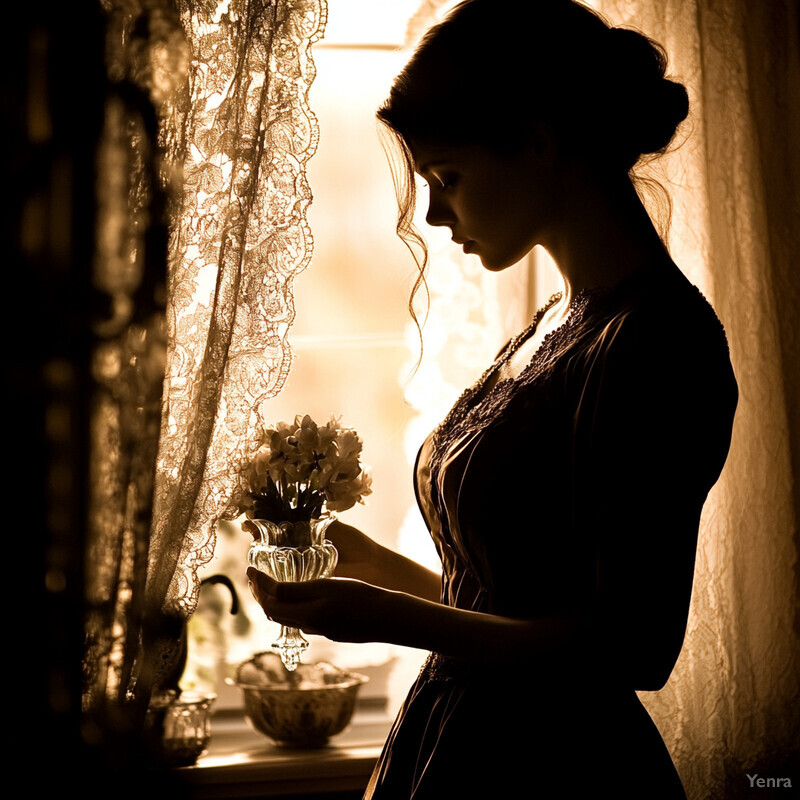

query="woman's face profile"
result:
[411,137,558,271]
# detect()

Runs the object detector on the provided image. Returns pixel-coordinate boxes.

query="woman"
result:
[247,1,738,796]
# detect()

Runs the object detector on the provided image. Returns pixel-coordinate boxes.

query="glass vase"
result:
[246,516,338,671]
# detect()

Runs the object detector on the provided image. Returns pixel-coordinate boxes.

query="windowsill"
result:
[177,704,394,798]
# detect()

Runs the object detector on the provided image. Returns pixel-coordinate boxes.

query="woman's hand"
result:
[324,520,377,580]
[325,520,441,602]
[247,567,388,644]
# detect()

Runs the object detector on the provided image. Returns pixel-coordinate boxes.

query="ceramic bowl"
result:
[230,651,368,747]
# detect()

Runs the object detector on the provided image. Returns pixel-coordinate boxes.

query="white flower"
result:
[243,413,372,521]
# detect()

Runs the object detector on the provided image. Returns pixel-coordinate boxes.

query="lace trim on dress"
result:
[420,651,477,683]
[429,288,599,485]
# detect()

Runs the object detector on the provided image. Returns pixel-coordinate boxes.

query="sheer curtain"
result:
[80,0,328,717]
[594,1,800,796]
[143,0,328,691]
[82,0,186,721]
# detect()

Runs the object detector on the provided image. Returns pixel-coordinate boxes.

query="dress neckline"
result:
[431,285,602,460]
[489,284,602,389]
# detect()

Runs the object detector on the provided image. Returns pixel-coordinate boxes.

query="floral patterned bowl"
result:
[229,652,368,747]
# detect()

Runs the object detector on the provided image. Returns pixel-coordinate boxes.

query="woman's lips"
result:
[452,238,475,253]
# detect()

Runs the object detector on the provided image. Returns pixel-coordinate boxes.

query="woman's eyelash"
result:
[420,173,457,191]
[436,175,457,190]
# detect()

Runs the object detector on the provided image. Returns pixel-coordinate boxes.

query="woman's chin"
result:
[478,254,518,272]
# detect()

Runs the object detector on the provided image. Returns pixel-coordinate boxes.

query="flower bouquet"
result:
[242,414,371,670]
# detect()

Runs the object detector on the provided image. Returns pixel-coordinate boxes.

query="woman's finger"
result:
[247,566,275,588]
[248,569,289,618]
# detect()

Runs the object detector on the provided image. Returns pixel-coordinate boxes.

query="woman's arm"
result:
[326,519,441,602]
[247,568,583,665]
[248,519,578,663]
[570,300,738,690]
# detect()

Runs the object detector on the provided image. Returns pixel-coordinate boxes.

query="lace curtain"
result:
[144,0,327,690]
[83,0,184,722]
[80,0,327,719]
[592,1,800,796]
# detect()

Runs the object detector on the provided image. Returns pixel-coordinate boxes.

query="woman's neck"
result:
[541,170,673,302]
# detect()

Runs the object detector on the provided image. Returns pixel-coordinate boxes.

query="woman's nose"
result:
[425,191,455,228]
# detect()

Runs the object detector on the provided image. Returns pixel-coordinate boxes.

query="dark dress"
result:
[364,263,737,799]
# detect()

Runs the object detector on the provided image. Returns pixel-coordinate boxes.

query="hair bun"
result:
[604,27,689,167]
[647,78,689,149]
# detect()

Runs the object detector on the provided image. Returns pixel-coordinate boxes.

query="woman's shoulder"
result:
[576,263,738,427]
[557,262,738,429]
[574,264,738,497]
[593,262,733,365]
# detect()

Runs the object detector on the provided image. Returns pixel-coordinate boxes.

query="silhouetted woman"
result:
[248,1,738,796]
